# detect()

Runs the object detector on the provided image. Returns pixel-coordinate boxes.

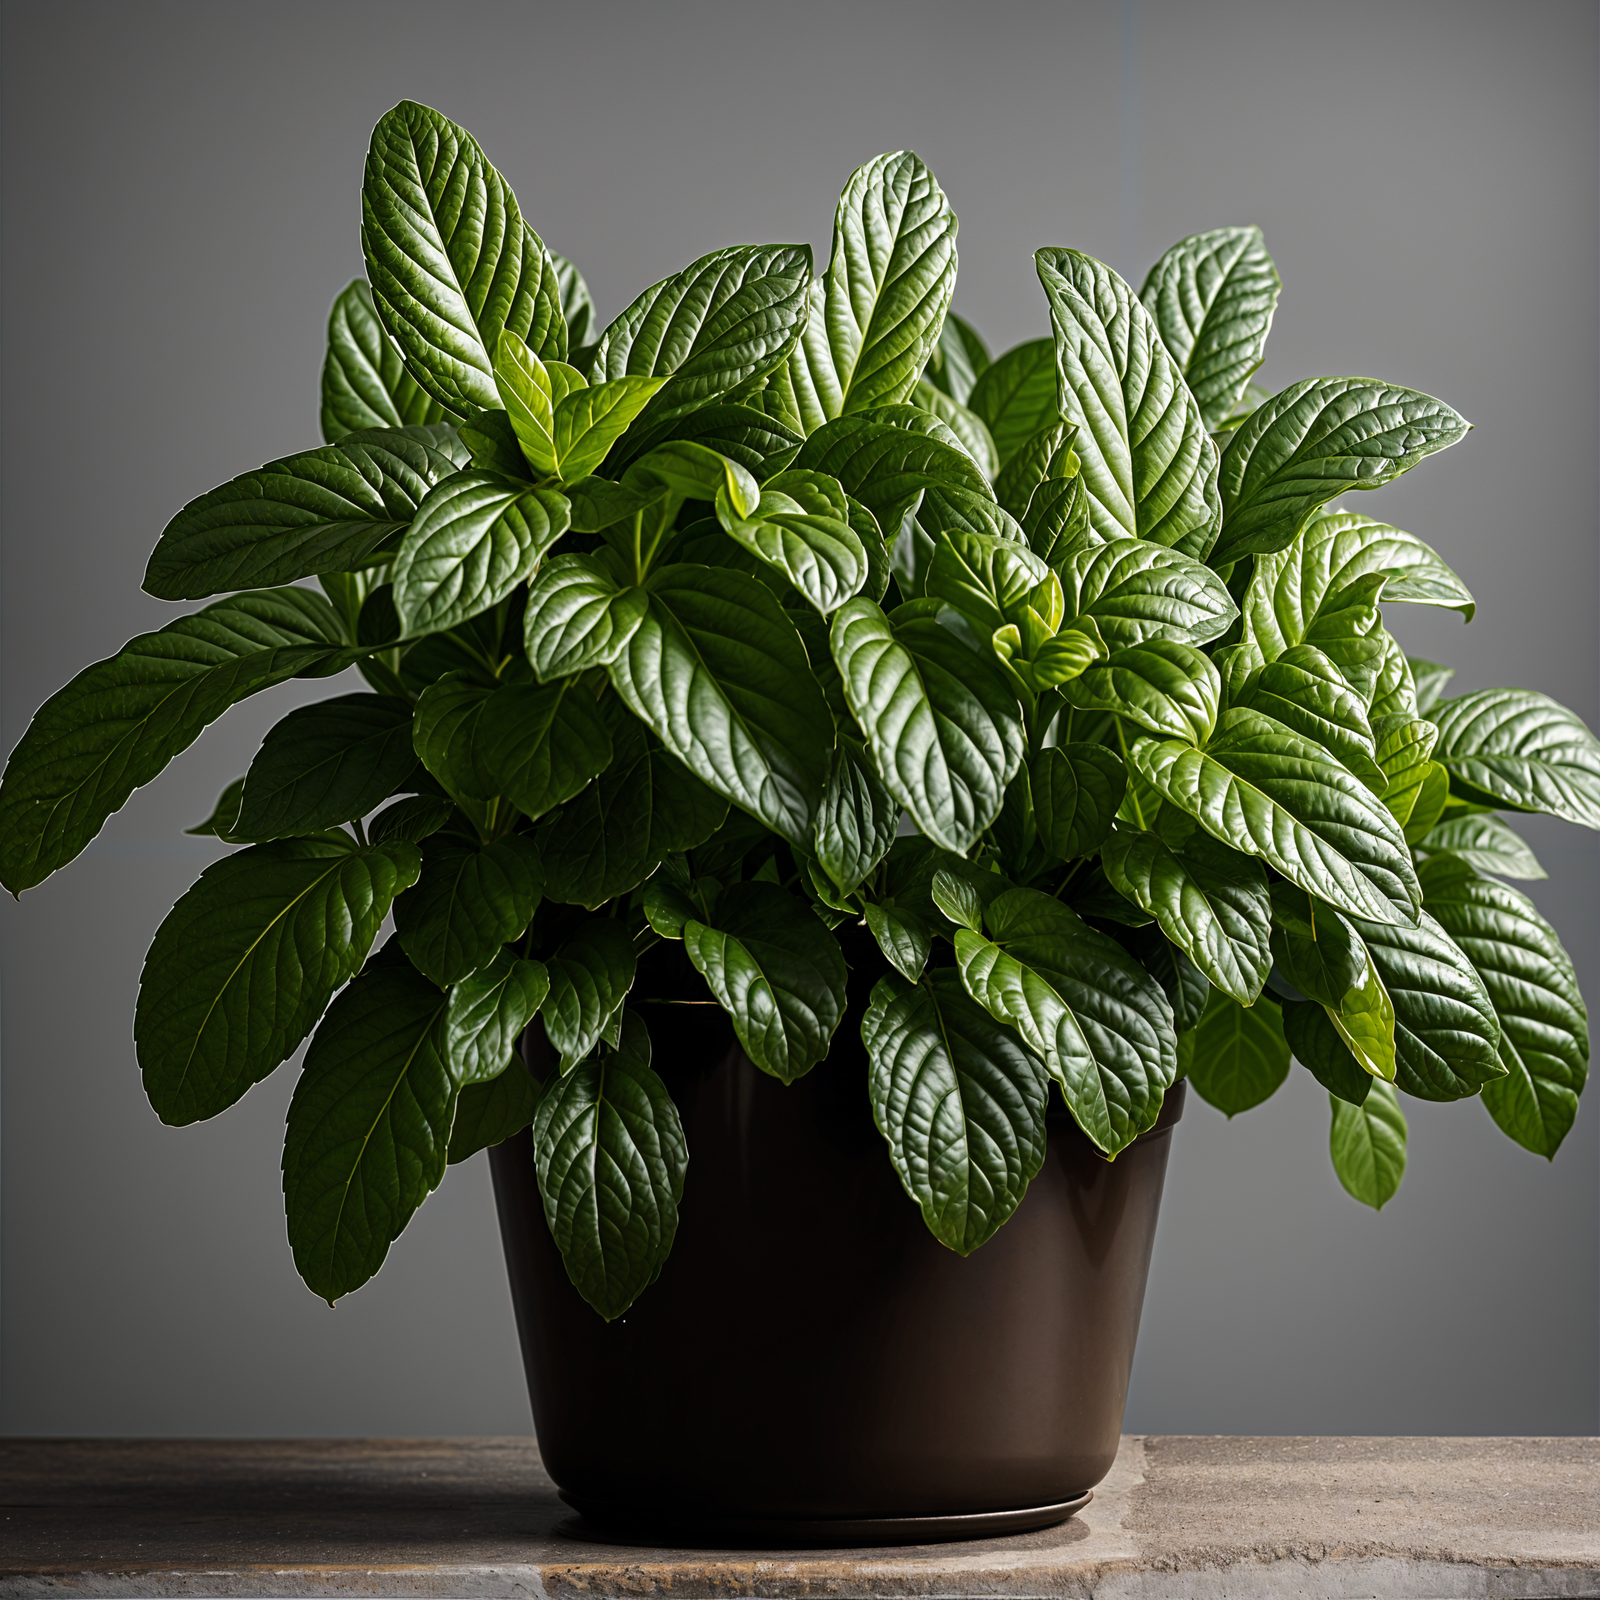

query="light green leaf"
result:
[362,100,564,415]
[1214,380,1471,566]
[967,338,1060,471]
[1234,644,1386,789]
[914,381,998,477]
[1419,811,1546,880]
[932,868,985,932]
[1185,988,1291,1116]
[1372,715,1440,827]
[522,554,649,682]
[863,900,932,982]
[1329,1080,1407,1209]
[814,738,901,894]
[283,959,453,1302]
[631,440,760,516]
[0,588,354,893]
[1369,635,1419,723]
[476,679,614,823]
[1063,639,1221,744]
[321,279,445,442]
[862,970,1050,1254]
[1404,762,1451,845]
[394,833,544,985]
[1032,743,1126,860]
[1138,226,1281,432]
[1410,657,1456,716]
[447,1059,543,1164]
[135,838,421,1125]
[723,492,869,614]
[541,918,638,1071]
[554,375,671,481]
[1059,537,1237,652]
[443,949,550,1086]
[491,332,581,476]
[1034,248,1221,559]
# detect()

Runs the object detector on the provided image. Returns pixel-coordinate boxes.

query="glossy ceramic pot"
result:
[489,931,1183,1543]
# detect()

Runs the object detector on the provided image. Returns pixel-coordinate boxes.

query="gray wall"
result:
[2,0,1595,1437]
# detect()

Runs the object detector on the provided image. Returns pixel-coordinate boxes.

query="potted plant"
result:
[2,99,1591,1539]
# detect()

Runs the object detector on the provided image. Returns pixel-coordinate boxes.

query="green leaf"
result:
[1034,248,1221,559]
[283,959,453,1302]
[914,382,998,477]
[370,793,455,845]
[390,473,569,638]
[1063,639,1221,744]
[0,588,354,893]
[362,100,563,416]
[1214,380,1471,567]
[932,868,985,932]
[790,151,958,425]
[1404,762,1451,846]
[523,554,650,682]
[187,775,245,841]
[554,375,671,482]
[476,679,614,823]
[608,565,833,848]
[1369,636,1419,723]
[135,839,421,1126]
[321,280,445,442]
[1281,999,1373,1105]
[411,673,495,801]
[232,693,417,840]
[921,309,989,406]
[1032,743,1126,860]
[1138,226,1281,433]
[993,420,1071,521]
[394,833,544,986]
[1022,448,1093,570]
[144,430,466,601]
[1329,1080,1407,1209]
[723,491,869,614]
[447,1060,542,1164]
[1185,988,1291,1116]
[1373,715,1440,827]
[967,338,1060,471]
[1430,688,1600,829]
[539,723,726,908]
[683,882,848,1083]
[1059,537,1237,652]
[1418,856,1587,1157]
[1410,657,1456,715]
[589,244,813,457]
[956,887,1176,1154]
[1419,811,1546,880]
[1102,828,1271,1004]
[862,970,1050,1254]
[492,334,583,476]
[831,596,1025,853]
[1233,644,1386,789]
[636,401,804,478]
[1130,708,1420,926]
[863,901,932,982]
[551,251,595,347]
[925,528,1050,636]
[541,918,637,1071]
[532,1025,687,1318]
[814,738,900,894]
[442,949,550,1085]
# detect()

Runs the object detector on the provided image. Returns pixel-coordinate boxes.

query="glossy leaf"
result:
[1059,537,1237,652]
[1410,657,1456,716]
[1419,811,1546,880]
[914,382,998,477]
[864,900,932,982]
[1063,639,1221,745]
[321,279,445,442]
[814,738,901,894]
[1373,715,1440,827]
[476,679,614,823]
[1329,1081,1407,1209]
[394,833,544,985]
[550,251,595,347]
[411,674,496,801]
[1185,988,1291,1116]
[1282,999,1373,1106]
[362,100,563,415]
[369,794,455,845]
[541,919,638,1071]
[723,492,869,614]
[862,970,1049,1254]
[442,949,550,1085]
[1032,743,1126,860]
[447,1060,542,1164]
[136,838,421,1125]
[523,554,650,682]
[921,309,989,405]
[967,338,1059,470]
[1234,645,1386,790]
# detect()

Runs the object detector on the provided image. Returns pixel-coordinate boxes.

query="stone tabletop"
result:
[0,1435,1595,1598]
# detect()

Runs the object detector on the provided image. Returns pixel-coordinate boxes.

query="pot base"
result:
[557,1489,1093,1548]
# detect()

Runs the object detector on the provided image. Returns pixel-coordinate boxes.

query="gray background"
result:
[2,0,1595,1437]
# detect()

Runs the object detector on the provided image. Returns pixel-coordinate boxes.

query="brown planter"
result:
[489,931,1183,1544]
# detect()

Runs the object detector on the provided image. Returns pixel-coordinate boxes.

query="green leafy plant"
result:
[4,102,1591,1316]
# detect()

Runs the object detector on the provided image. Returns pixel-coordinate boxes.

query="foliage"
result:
[3,102,1591,1317]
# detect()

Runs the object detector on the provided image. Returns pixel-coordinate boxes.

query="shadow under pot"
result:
[489,934,1184,1547]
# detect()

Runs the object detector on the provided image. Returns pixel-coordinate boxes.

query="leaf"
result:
[362,100,563,415]
[683,882,848,1083]
[1126,927,1210,1033]
[1138,226,1281,432]
[1034,249,1221,559]
[1373,715,1440,827]
[1101,828,1272,1004]
[814,738,900,894]
[493,334,584,476]
[792,151,959,424]
[1369,636,1419,723]
[144,430,466,601]
[588,244,813,457]
[476,679,614,823]
[609,565,833,848]
[1032,743,1126,860]
[1419,856,1587,1157]
[391,473,570,637]
[553,375,671,481]
[932,868,985,932]
[1130,708,1420,926]
[442,949,550,1085]
[1233,644,1386,789]
[233,693,417,840]
[863,901,932,982]
[830,596,1024,853]
[1430,688,1600,829]
[0,588,354,893]
[1063,639,1221,744]
[993,420,1071,521]
[639,401,804,478]
[922,309,989,403]
[1329,1081,1407,1209]
[862,970,1050,1254]
[1022,448,1093,569]
[956,887,1176,1154]
[1410,657,1456,715]
[394,833,544,985]
[532,1030,687,1318]
[1059,537,1237,652]
[967,338,1060,471]
[926,527,1050,635]
[914,381,998,477]
[1281,999,1373,1105]
[541,918,638,1071]
[321,280,445,442]
[187,775,245,841]
[411,673,496,801]
[135,839,421,1126]
[723,492,869,615]
[1404,763,1451,846]
[447,1060,543,1164]
[1185,988,1291,1116]
[369,793,455,845]
[1419,811,1546,880]
[522,554,650,682]
[539,723,726,908]
[1214,380,1471,567]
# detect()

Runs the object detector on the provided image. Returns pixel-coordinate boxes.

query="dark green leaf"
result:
[1329,1081,1407,1209]
[1022,447,1093,569]
[136,839,421,1125]
[1185,988,1291,1116]
[1059,537,1237,651]
[1420,811,1546,880]
[1126,926,1211,1033]
[411,673,496,801]
[1282,999,1373,1105]
[394,833,544,985]
[1032,743,1126,860]
[863,900,931,982]
[447,1060,542,1164]
[443,948,549,1085]
[638,402,803,478]
[541,918,637,1071]
[723,492,869,614]
[1063,639,1221,744]
[814,738,900,894]
[1234,644,1386,789]
[1410,657,1456,716]
[993,420,1071,521]
[477,679,614,823]
[187,775,245,841]
[550,251,595,347]
[967,338,1059,471]
[522,554,650,682]
[1373,715,1440,828]
[369,793,455,845]
[932,868,985,932]
[321,279,445,443]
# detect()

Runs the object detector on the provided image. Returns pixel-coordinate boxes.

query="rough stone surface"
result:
[0,1435,1595,1598]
